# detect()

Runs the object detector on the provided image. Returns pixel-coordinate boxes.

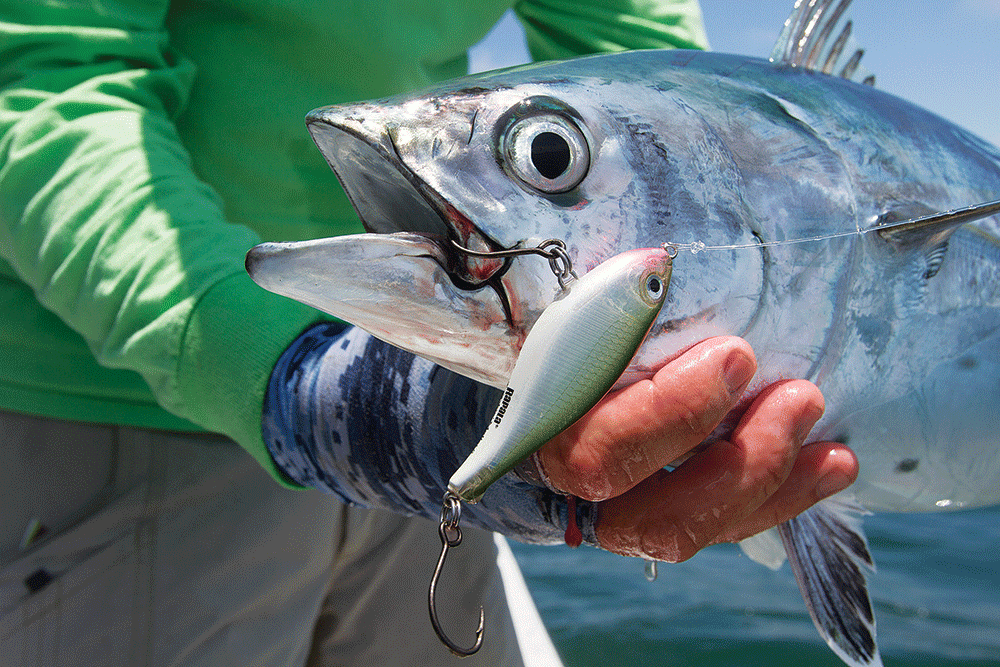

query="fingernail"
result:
[817,470,853,498]
[723,350,755,395]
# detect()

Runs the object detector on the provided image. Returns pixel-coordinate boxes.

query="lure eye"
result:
[644,273,665,303]
[502,114,590,194]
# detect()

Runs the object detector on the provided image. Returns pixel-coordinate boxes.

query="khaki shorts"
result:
[0,410,557,666]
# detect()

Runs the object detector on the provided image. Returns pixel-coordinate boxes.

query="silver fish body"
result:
[245,14,1000,666]
[449,248,671,503]
[251,47,1000,515]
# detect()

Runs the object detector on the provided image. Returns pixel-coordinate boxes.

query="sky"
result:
[469,1,1000,148]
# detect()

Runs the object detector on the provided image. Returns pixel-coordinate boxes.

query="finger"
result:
[714,441,859,543]
[593,379,824,562]
[537,336,757,502]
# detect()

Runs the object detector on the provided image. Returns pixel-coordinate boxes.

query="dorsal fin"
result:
[876,199,1000,247]
[770,0,876,85]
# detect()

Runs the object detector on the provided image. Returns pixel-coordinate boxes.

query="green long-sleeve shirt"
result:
[0,0,707,481]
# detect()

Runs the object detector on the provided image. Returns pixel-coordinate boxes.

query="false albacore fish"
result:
[245,1,1000,665]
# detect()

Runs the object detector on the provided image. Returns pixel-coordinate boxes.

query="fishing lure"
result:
[429,245,673,655]
[450,246,674,503]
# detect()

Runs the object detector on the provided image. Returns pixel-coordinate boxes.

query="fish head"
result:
[253,55,768,385]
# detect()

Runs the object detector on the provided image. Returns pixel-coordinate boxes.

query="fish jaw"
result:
[245,232,519,387]
[296,95,578,384]
[305,97,515,282]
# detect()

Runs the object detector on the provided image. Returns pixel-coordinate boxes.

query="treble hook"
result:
[429,492,485,657]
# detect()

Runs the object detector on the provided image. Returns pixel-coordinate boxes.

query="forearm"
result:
[264,324,588,544]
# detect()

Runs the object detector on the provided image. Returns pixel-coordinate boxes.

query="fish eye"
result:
[502,114,590,194]
[645,273,665,302]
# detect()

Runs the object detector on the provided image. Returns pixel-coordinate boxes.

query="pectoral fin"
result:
[876,199,1000,248]
[778,495,882,667]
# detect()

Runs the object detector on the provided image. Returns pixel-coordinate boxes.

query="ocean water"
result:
[511,506,1000,666]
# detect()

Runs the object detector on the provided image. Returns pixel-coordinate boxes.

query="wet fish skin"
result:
[246,39,1000,667]
[290,48,1000,515]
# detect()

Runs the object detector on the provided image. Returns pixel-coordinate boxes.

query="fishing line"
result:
[665,227,871,255]
[663,199,1000,255]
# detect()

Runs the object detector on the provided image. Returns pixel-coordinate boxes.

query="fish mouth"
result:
[306,108,518,321]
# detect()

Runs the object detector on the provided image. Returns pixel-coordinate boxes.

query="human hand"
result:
[535,336,858,562]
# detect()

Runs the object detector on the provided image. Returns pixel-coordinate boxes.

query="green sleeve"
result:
[513,0,710,60]
[0,1,321,481]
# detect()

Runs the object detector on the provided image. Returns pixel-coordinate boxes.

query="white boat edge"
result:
[493,533,566,667]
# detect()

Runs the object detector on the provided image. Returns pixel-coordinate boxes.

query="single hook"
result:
[429,492,485,657]
[449,238,578,290]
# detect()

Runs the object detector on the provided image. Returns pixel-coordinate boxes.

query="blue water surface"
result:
[512,506,1000,666]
